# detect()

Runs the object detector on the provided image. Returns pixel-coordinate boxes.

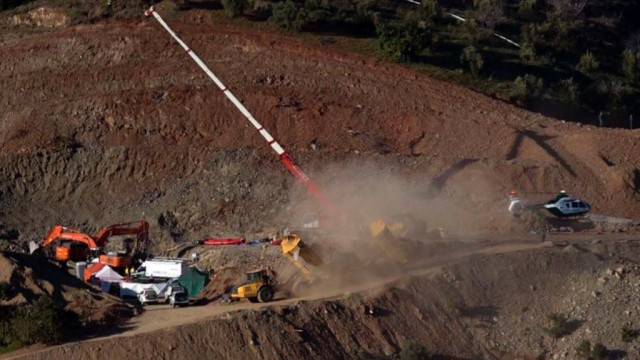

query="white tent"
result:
[94,266,123,282]
[119,281,168,298]
[90,266,123,293]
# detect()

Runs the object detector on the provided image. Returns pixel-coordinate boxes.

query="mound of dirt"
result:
[0,251,133,325]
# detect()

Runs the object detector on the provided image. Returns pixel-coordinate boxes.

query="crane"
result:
[144,7,335,219]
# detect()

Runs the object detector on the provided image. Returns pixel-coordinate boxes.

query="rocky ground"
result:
[2,2,640,359]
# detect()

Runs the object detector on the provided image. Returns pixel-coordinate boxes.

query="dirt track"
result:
[3,6,640,359]
[8,234,640,359]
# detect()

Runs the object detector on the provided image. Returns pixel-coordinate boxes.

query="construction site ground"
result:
[3,4,640,359]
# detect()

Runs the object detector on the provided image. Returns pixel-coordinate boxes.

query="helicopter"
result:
[507,190,591,218]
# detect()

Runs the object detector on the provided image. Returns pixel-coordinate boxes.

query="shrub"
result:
[556,77,580,102]
[543,313,570,338]
[376,19,432,62]
[270,0,301,30]
[577,340,608,359]
[519,42,538,65]
[420,0,438,19]
[622,49,640,86]
[576,340,591,358]
[458,18,490,45]
[399,343,431,360]
[460,46,484,76]
[9,296,64,346]
[0,283,10,300]
[576,51,600,76]
[222,0,246,18]
[474,0,504,30]
[621,326,638,342]
[518,0,538,16]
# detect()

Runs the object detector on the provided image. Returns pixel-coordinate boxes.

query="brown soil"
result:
[0,251,133,325]
[2,8,640,249]
[2,4,640,359]
[12,236,640,360]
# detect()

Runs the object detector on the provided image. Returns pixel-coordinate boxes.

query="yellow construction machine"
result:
[227,269,275,303]
[279,234,328,295]
[368,220,411,264]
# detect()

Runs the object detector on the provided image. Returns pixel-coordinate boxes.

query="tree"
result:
[576,51,600,76]
[421,0,439,19]
[622,49,640,86]
[556,77,580,102]
[519,42,538,65]
[511,74,544,103]
[458,18,491,45]
[222,0,246,18]
[270,0,301,30]
[460,46,484,76]
[518,0,539,16]
[547,0,588,21]
[376,19,432,61]
[399,343,431,360]
[474,0,504,31]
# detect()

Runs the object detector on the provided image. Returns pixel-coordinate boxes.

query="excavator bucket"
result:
[281,235,324,268]
[369,220,409,264]
[29,241,40,254]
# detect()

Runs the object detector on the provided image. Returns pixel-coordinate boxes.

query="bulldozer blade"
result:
[29,241,40,254]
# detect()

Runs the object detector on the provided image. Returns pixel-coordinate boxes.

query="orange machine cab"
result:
[54,242,89,262]
[99,253,132,268]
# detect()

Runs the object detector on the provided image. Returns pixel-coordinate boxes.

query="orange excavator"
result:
[30,221,149,268]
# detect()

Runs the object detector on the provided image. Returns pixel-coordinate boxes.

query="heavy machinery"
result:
[30,221,149,268]
[369,220,410,264]
[227,269,276,303]
[145,9,423,271]
[279,234,327,295]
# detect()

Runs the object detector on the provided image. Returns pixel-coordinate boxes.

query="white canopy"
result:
[94,266,123,282]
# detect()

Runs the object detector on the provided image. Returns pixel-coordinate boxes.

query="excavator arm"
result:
[39,226,100,249]
[94,220,149,253]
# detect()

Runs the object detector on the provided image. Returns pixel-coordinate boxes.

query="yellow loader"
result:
[226,269,275,303]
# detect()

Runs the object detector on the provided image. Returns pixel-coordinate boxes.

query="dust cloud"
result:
[285,159,509,243]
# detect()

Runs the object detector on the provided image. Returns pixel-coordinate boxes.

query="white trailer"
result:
[136,258,188,279]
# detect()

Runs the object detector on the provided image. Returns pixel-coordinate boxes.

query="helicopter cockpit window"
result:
[578,202,587,208]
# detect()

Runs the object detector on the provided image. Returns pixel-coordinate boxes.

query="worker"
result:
[191,252,200,264]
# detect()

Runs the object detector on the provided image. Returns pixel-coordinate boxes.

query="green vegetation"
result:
[621,326,638,343]
[222,0,245,18]
[0,295,73,353]
[576,340,608,360]
[2,0,639,122]
[399,343,431,360]
[188,0,640,125]
[543,313,571,338]
[460,45,484,75]
[0,282,10,300]
[376,18,431,61]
